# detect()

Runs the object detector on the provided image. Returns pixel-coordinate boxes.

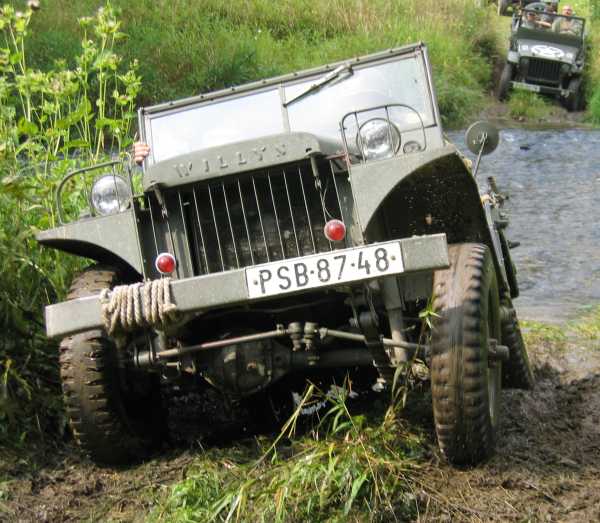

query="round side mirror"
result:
[465,121,500,156]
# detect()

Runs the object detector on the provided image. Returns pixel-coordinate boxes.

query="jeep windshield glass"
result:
[285,57,434,145]
[145,51,436,164]
[519,10,585,38]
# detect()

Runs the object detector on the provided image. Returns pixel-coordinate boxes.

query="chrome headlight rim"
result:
[355,117,401,161]
[90,173,132,217]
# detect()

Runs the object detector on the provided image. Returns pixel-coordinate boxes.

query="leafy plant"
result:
[0,1,139,446]
[153,381,426,522]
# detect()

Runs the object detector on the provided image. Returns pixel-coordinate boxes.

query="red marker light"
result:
[155,253,176,274]
[324,219,346,242]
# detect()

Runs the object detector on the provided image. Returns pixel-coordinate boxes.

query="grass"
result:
[572,305,600,340]
[18,0,502,128]
[151,382,428,523]
[507,91,553,120]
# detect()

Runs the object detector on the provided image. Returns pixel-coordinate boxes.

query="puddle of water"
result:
[449,128,600,323]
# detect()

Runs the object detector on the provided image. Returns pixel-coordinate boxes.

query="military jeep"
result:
[38,43,533,466]
[498,4,587,110]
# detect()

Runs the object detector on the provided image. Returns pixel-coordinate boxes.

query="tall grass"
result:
[22,0,500,127]
[152,382,428,522]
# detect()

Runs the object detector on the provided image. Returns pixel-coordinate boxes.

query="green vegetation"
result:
[20,0,501,127]
[572,305,600,340]
[0,3,138,446]
[507,91,553,120]
[571,0,600,122]
[152,383,427,522]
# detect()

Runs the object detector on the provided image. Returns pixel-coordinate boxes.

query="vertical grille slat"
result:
[252,177,271,262]
[147,195,161,258]
[177,190,195,276]
[267,173,286,258]
[282,170,301,257]
[237,180,255,265]
[222,182,240,268]
[162,159,349,277]
[297,165,317,254]
[207,185,226,271]
[191,188,210,273]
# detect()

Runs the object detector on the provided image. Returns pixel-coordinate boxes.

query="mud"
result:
[418,335,600,522]
[1,331,598,522]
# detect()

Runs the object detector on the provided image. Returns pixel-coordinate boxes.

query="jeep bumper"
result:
[511,81,570,97]
[45,233,449,339]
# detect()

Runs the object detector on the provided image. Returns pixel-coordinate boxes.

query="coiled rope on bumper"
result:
[99,278,178,335]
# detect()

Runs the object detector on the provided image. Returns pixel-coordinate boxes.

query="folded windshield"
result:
[144,48,436,164]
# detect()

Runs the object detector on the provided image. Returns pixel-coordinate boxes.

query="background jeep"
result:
[37,43,532,466]
[498,4,587,110]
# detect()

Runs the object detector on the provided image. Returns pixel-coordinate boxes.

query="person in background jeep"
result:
[538,2,558,29]
[522,9,540,28]
[553,5,581,34]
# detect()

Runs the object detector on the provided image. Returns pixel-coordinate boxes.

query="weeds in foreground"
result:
[153,380,427,523]
[0,2,138,446]
[507,92,553,121]
[571,305,600,340]
[521,319,567,351]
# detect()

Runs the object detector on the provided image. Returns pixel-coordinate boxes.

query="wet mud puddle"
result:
[450,128,600,322]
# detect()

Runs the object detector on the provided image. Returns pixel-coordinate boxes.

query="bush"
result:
[0,2,139,446]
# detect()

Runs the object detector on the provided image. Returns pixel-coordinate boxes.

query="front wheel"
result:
[498,63,514,101]
[59,265,166,465]
[564,77,585,112]
[430,244,502,465]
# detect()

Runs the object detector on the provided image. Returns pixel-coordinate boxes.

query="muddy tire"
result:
[498,63,514,101]
[501,304,534,389]
[431,244,502,465]
[60,265,165,465]
[565,77,584,112]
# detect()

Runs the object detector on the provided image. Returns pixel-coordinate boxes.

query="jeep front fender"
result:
[36,209,144,275]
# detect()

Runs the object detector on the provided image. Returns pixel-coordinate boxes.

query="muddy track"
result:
[419,337,600,522]
[2,335,599,522]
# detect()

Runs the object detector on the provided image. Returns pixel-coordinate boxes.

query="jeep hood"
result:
[142,132,344,190]
[517,39,579,63]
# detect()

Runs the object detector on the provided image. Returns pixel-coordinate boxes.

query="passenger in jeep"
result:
[553,5,581,34]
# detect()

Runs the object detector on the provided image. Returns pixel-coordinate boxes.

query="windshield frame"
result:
[138,43,441,166]
[518,8,586,38]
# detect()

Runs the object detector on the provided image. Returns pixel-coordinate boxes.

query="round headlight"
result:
[356,118,401,161]
[90,175,132,216]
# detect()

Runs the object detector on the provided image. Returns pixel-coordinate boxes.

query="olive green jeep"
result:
[498,4,587,110]
[37,43,533,466]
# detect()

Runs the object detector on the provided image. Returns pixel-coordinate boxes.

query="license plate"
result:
[246,241,404,298]
[513,82,540,93]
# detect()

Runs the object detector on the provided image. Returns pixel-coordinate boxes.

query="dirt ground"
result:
[2,329,599,523]
[418,335,600,522]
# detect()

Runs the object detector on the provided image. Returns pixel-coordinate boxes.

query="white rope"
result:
[100,278,179,335]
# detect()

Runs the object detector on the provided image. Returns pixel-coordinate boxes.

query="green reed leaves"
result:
[0,1,139,446]
[153,381,427,523]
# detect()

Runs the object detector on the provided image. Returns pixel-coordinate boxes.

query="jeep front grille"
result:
[524,58,561,84]
[145,159,351,277]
